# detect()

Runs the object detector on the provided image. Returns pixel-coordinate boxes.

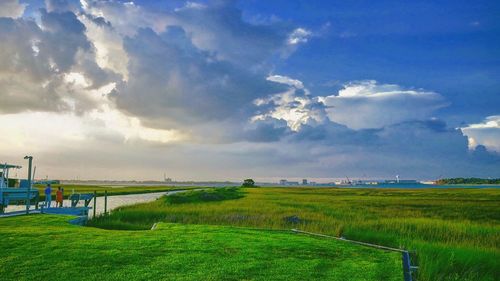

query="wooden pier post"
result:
[24,156,33,214]
[104,190,108,215]
[93,191,97,218]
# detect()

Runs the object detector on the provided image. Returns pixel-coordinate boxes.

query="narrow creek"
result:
[4,189,194,217]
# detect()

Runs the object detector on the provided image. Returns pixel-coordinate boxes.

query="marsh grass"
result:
[165,187,244,204]
[88,187,500,281]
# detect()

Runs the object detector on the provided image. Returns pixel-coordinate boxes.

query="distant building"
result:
[163,172,173,183]
[279,179,300,185]
[302,179,308,185]
[34,180,60,185]
[384,179,417,184]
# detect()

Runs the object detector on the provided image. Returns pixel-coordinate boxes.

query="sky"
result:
[0,0,499,182]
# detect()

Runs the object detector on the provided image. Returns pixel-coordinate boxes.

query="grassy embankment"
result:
[0,215,401,281]
[89,187,500,281]
[33,184,204,200]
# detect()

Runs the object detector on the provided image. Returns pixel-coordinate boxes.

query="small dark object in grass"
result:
[284,215,301,224]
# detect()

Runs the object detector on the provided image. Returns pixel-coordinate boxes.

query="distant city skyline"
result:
[0,0,499,180]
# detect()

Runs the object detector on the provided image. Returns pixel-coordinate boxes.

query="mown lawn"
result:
[0,215,401,281]
[90,187,500,281]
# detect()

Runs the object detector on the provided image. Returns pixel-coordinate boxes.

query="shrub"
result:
[242,179,256,187]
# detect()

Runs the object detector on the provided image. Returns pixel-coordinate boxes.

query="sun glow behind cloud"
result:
[0,74,186,159]
[0,106,185,149]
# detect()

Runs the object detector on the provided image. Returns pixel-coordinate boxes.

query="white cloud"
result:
[83,0,290,65]
[0,98,185,153]
[321,80,448,130]
[461,116,500,152]
[175,1,206,11]
[266,75,304,89]
[78,14,129,80]
[0,10,118,114]
[0,0,26,18]
[253,75,326,131]
[287,27,312,45]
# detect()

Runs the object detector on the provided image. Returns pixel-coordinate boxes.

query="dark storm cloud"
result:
[241,118,291,142]
[0,9,116,113]
[112,26,286,129]
[171,0,290,66]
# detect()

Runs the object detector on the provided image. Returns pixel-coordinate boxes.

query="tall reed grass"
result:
[88,187,500,281]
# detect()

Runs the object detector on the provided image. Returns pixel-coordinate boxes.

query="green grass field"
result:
[0,215,401,281]
[89,187,500,281]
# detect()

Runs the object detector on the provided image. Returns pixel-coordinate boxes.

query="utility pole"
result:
[24,156,33,214]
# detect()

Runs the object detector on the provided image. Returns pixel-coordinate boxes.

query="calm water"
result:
[339,183,500,189]
[4,190,191,217]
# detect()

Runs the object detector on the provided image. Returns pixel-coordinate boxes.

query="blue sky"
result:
[0,0,498,181]
[238,0,500,123]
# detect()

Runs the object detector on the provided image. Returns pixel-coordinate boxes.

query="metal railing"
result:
[291,229,418,281]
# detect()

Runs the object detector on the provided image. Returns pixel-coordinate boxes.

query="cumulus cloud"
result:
[112,26,285,132]
[0,0,26,18]
[252,75,326,131]
[249,75,499,177]
[0,0,306,141]
[0,0,498,180]
[0,9,117,114]
[321,80,448,130]
[66,0,311,139]
[279,118,499,179]
[83,0,292,66]
[461,115,500,152]
[171,1,291,65]
[78,13,129,80]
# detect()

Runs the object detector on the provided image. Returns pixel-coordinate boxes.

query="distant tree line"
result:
[436,178,500,185]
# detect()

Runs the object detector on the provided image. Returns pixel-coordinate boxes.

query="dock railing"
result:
[291,229,418,281]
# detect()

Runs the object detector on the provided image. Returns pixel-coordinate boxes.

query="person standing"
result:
[44,184,52,208]
[56,187,64,208]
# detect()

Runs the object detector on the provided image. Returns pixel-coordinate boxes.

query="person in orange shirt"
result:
[56,187,64,208]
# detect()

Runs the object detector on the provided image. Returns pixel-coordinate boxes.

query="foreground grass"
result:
[33,184,204,200]
[90,187,500,281]
[0,215,401,281]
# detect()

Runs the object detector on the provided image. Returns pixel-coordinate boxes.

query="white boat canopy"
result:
[1,163,22,189]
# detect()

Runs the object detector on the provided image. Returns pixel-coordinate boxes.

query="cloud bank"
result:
[0,0,498,180]
[321,80,448,130]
